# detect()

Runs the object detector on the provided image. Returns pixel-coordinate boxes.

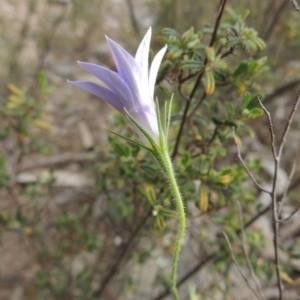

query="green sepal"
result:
[155,215,166,230]
[142,183,157,207]
[189,285,199,300]
[165,95,173,141]
[104,128,153,152]
[155,97,166,148]
[159,208,177,218]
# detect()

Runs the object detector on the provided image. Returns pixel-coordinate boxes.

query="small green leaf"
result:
[187,39,200,49]
[143,184,156,206]
[105,128,152,152]
[179,59,203,70]
[131,145,140,158]
[213,69,229,82]
[233,62,248,77]
[243,39,259,52]
[205,47,216,62]
[159,208,177,218]
[204,69,215,95]
[182,27,194,41]
[240,92,251,111]
[226,102,234,116]
[198,183,209,212]
[252,37,266,50]
[224,120,238,127]
[155,215,166,230]
[111,141,125,156]
[224,37,240,49]
[189,285,199,300]
[162,27,181,38]
[228,27,239,37]
[249,107,263,117]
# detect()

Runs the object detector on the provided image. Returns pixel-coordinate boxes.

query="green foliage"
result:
[0,156,10,187]
[0,2,299,300]
[0,73,52,154]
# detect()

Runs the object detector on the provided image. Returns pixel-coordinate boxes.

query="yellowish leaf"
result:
[199,183,209,212]
[31,119,52,129]
[8,83,22,95]
[219,174,231,184]
[155,215,166,230]
[280,272,294,284]
[204,70,215,95]
[233,134,243,147]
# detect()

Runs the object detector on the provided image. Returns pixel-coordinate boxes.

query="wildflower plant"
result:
[1,2,299,300]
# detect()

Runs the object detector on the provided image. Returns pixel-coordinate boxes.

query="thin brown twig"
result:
[264,0,289,41]
[206,124,220,149]
[278,90,300,158]
[209,0,228,47]
[288,0,300,12]
[246,175,300,228]
[264,79,300,105]
[237,202,265,300]
[220,47,235,58]
[257,99,277,160]
[279,207,299,222]
[187,91,207,120]
[223,232,263,300]
[93,209,152,297]
[278,161,296,214]
[232,128,271,195]
[257,99,283,299]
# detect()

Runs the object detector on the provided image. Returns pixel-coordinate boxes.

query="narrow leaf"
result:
[104,128,152,152]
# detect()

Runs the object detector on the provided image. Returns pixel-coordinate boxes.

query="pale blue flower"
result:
[69,28,167,146]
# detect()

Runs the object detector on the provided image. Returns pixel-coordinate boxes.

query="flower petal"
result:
[127,104,159,145]
[105,36,143,105]
[135,27,151,80]
[68,80,123,111]
[77,61,134,108]
[149,45,167,96]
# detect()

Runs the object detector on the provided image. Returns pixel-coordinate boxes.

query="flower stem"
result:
[156,148,186,300]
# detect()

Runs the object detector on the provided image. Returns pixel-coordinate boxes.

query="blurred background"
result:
[0,0,300,299]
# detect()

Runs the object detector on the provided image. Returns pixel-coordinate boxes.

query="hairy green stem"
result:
[123,97,184,299]
[156,148,186,300]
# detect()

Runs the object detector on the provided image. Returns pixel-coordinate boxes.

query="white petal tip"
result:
[77,61,87,67]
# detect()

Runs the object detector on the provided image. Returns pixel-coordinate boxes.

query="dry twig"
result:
[223,231,263,300]
[237,202,265,300]
[257,99,283,299]
[232,128,271,195]
[288,0,300,12]
[256,90,300,300]
[278,161,296,214]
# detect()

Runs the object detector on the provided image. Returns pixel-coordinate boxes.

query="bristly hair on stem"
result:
[108,97,186,300]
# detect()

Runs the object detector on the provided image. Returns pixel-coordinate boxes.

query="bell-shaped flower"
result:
[69,28,167,147]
